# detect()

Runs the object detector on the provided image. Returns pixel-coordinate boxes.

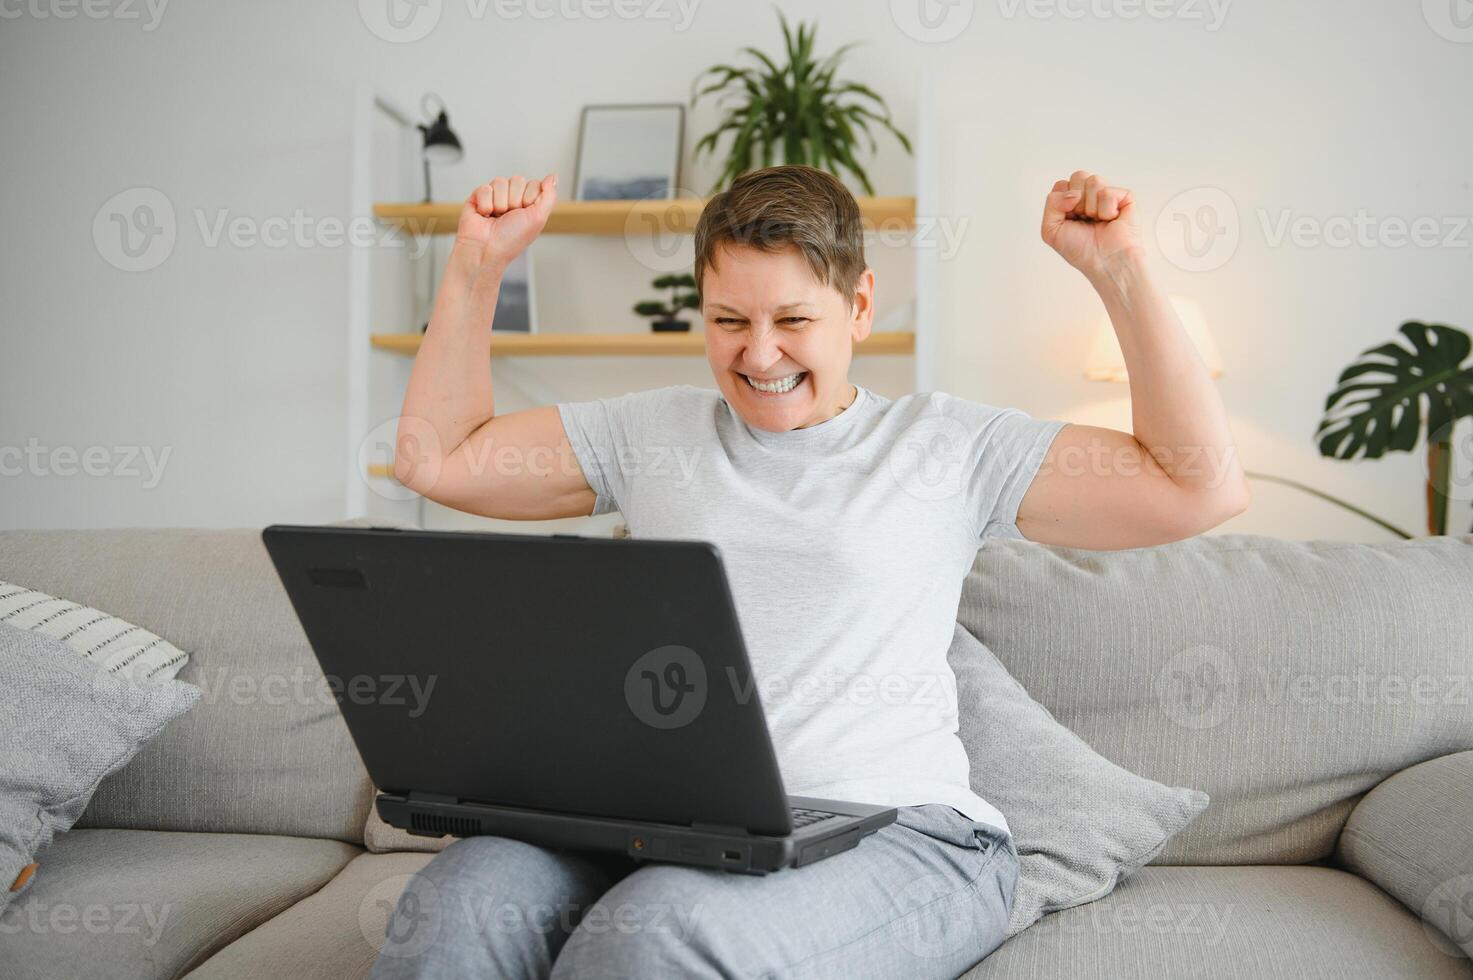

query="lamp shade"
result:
[419,110,463,164]
[1083,295,1223,382]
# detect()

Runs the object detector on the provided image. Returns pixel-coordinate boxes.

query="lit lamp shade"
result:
[1083,296,1224,382]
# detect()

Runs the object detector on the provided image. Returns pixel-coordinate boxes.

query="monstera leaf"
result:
[1317,321,1473,460]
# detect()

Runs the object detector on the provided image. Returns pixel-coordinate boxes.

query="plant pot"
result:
[651,318,691,333]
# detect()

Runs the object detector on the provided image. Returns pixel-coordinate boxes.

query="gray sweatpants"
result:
[369,803,1018,979]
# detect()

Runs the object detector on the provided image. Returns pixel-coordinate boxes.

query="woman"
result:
[377,164,1247,978]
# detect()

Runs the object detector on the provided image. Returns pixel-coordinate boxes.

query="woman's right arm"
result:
[394,174,599,520]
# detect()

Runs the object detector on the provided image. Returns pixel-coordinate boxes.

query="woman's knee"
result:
[549,868,721,980]
[375,837,620,977]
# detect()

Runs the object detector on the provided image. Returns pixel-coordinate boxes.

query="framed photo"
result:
[573,103,684,201]
[491,250,537,334]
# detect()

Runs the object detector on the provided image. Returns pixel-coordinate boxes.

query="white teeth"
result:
[746,372,804,394]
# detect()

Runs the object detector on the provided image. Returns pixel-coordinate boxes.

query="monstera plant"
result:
[690,9,910,194]
[1317,321,1473,535]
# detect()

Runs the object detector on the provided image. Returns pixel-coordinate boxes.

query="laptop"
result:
[261,524,896,874]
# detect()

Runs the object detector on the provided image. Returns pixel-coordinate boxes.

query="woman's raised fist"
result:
[454,173,558,275]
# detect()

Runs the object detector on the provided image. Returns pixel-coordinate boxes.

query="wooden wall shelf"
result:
[370,331,915,358]
[374,197,917,237]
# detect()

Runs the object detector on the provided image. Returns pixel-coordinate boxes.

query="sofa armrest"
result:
[1334,749,1473,958]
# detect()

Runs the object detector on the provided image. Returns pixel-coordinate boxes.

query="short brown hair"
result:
[692,165,866,310]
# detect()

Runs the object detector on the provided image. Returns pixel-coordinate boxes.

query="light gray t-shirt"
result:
[557,383,1066,836]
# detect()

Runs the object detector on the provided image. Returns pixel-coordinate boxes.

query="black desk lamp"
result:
[417,93,463,203]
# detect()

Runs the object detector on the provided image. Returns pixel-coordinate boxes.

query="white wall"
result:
[1,0,1468,540]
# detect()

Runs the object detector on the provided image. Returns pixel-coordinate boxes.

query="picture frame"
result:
[490,249,537,334]
[573,103,684,201]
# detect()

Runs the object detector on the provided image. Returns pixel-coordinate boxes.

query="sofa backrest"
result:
[955,532,1473,865]
[0,528,374,843]
[11,524,1469,861]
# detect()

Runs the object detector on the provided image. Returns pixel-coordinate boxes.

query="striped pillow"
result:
[0,580,188,681]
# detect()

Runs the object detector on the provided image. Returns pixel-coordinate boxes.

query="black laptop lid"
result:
[262,525,793,835]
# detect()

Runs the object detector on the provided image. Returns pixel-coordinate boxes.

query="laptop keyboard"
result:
[790,807,838,830]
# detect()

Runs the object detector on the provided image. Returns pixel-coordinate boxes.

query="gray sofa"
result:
[1,527,1470,979]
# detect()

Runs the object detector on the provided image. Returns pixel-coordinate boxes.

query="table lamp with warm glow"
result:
[1083,296,1224,382]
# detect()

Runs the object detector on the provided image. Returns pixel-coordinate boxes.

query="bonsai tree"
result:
[1317,321,1473,534]
[634,274,699,332]
[690,9,910,195]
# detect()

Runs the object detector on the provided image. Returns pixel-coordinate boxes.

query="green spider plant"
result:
[1317,321,1473,535]
[689,9,911,195]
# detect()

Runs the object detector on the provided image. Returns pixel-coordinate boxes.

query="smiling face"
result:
[703,243,875,432]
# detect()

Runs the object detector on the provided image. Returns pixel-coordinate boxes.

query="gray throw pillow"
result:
[948,622,1209,935]
[0,621,200,908]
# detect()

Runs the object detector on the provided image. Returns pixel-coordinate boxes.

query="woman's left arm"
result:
[1015,170,1250,550]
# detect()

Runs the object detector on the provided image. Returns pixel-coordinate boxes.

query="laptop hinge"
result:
[407,791,459,806]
